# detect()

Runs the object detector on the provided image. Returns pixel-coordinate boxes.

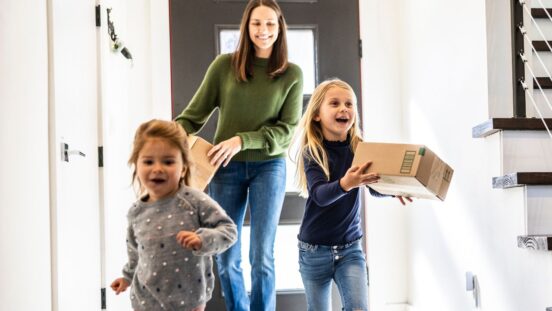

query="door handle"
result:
[61,143,86,162]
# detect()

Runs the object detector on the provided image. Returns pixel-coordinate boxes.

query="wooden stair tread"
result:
[531,8,552,19]
[472,118,552,138]
[518,235,552,251]
[534,77,552,89]
[493,172,552,188]
[533,40,552,52]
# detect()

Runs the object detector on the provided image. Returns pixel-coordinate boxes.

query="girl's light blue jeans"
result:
[298,239,369,311]
[209,158,286,311]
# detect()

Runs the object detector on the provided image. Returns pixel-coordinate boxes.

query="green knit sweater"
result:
[175,53,303,161]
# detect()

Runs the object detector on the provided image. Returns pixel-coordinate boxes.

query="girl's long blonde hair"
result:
[128,119,192,197]
[293,79,363,196]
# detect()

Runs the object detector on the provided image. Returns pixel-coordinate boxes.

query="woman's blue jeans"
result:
[298,239,369,311]
[209,158,286,311]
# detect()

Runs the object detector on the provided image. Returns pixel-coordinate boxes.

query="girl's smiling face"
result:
[314,86,356,141]
[136,138,186,202]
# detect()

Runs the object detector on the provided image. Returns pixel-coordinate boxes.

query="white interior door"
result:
[48,1,102,310]
[97,0,173,309]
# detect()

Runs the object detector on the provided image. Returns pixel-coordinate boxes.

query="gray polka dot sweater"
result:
[121,185,237,311]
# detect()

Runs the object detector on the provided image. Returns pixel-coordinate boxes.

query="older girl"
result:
[295,79,410,311]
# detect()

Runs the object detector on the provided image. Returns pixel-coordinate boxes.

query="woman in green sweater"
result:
[175,1,303,310]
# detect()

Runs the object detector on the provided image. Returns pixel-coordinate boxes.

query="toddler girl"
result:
[111,119,237,311]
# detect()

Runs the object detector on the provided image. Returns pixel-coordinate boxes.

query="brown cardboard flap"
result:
[352,143,422,176]
[415,147,434,186]
[187,135,218,191]
[427,159,446,193]
[188,135,199,147]
[436,165,453,200]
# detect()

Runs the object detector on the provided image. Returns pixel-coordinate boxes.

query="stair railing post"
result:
[512,0,527,117]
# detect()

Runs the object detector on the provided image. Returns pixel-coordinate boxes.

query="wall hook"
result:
[106,8,133,65]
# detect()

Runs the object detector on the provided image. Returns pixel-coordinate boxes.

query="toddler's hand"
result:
[110,277,129,295]
[176,230,203,251]
[339,161,379,192]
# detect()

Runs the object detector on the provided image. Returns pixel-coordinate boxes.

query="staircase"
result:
[473,118,552,251]
[477,0,552,254]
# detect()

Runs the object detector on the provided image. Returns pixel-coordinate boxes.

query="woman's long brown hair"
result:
[231,0,289,81]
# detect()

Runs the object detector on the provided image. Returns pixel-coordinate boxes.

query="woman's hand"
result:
[176,230,203,251]
[396,196,413,205]
[207,136,242,167]
[110,277,129,295]
[339,161,380,192]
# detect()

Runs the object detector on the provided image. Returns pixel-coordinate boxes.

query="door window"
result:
[216,25,317,95]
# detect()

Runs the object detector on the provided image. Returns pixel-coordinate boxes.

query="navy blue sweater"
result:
[298,138,387,245]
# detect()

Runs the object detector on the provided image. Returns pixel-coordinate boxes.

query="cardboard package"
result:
[187,135,219,191]
[352,142,453,200]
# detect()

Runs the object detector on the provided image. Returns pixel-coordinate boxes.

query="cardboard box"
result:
[187,135,219,191]
[352,142,453,201]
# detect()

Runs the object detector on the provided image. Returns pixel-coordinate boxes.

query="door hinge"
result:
[101,287,106,309]
[96,5,101,27]
[98,146,104,167]
[358,39,363,58]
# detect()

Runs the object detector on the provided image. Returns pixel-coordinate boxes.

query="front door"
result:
[169,1,362,310]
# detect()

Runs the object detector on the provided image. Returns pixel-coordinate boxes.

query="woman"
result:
[175,1,303,310]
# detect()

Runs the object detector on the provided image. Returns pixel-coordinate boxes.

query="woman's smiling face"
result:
[248,5,279,58]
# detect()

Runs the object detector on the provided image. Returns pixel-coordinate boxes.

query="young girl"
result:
[295,79,410,311]
[175,1,302,310]
[110,119,237,311]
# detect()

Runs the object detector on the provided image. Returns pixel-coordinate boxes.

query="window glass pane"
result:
[287,29,315,94]
[241,225,304,292]
[217,27,316,95]
[285,137,301,193]
[219,29,239,54]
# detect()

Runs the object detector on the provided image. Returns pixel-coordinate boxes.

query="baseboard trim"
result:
[384,303,411,311]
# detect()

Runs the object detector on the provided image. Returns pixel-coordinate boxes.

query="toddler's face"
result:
[136,138,186,202]
[314,86,356,141]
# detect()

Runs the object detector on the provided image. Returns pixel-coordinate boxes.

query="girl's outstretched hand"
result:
[396,196,413,205]
[339,161,380,192]
[208,136,242,167]
[110,277,129,295]
[176,230,203,251]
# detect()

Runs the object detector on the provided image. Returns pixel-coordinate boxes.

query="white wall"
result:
[0,1,53,310]
[99,1,171,309]
[0,1,171,310]
[485,0,514,117]
[364,0,552,310]
[359,1,410,310]
[399,0,492,309]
